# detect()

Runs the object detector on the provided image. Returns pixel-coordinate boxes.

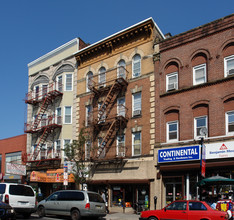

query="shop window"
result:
[132,131,141,156]
[166,72,178,91]
[226,111,234,135]
[194,116,208,138]
[167,121,178,142]
[224,55,234,77]
[5,152,21,167]
[132,54,141,78]
[193,64,207,85]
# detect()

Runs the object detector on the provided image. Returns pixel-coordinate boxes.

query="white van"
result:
[0,183,37,218]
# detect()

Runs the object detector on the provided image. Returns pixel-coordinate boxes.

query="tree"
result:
[63,127,89,189]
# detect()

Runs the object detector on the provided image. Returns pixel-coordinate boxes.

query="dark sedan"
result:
[0,201,16,220]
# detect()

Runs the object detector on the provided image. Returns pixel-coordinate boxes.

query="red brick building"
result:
[0,134,27,183]
[154,14,234,207]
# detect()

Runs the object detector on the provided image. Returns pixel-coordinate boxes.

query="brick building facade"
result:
[153,14,234,208]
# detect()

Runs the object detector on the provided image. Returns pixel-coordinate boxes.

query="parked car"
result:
[139,200,231,220]
[37,190,106,220]
[0,201,16,220]
[0,183,37,218]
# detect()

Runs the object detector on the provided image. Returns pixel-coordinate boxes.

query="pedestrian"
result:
[101,190,109,214]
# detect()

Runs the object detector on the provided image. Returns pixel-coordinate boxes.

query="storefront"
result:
[157,141,234,207]
[88,179,150,211]
[29,169,75,200]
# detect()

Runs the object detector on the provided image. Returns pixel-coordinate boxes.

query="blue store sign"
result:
[158,145,200,163]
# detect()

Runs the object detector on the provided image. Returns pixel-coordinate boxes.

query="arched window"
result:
[192,53,207,85]
[165,62,179,91]
[132,54,141,78]
[223,43,234,77]
[98,67,106,88]
[117,59,126,79]
[86,71,93,92]
[165,110,179,142]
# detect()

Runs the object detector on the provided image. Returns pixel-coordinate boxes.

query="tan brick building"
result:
[75,18,164,211]
[154,14,234,208]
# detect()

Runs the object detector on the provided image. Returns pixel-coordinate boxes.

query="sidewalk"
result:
[103,212,140,220]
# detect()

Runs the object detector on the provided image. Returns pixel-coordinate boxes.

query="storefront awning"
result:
[197,175,234,187]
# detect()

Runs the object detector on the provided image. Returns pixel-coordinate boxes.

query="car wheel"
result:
[71,209,80,220]
[38,205,45,218]
[148,217,158,220]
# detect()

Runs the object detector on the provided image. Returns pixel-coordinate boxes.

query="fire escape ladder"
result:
[31,95,52,130]
[97,119,116,158]
[31,126,51,161]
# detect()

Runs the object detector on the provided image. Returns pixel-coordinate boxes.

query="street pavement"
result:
[104,212,139,220]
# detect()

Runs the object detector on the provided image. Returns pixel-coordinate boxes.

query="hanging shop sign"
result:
[205,141,234,160]
[6,163,26,176]
[158,145,200,163]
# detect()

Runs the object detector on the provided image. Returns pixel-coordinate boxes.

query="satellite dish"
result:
[200,127,208,137]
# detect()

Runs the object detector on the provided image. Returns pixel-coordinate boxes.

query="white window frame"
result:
[55,139,61,158]
[65,73,73,91]
[56,107,62,125]
[98,137,106,158]
[132,54,141,78]
[98,67,106,88]
[132,131,141,156]
[64,106,72,124]
[57,75,63,92]
[117,97,126,117]
[132,92,142,117]
[166,72,178,91]
[117,59,126,79]
[224,55,234,77]
[226,111,234,135]
[194,116,208,139]
[167,121,178,142]
[86,105,92,126]
[117,134,125,157]
[193,63,207,85]
[86,71,93,92]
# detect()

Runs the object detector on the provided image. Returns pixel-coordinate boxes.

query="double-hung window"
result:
[194,116,207,138]
[132,92,141,117]
[226,111,234,135]
[132,132,141,156]
[166,72,178,91]
[55,140,61,157]
[65,74,73,91]
[117,97,125,117]
[64,106,72,124]
[86,105,92,126]
[86,71,93,92]
[117,134,125,157]
[132,54,141,78]
[98,67,106,88]
[98,137,105,158]
[56,107,62,125]
[57,75,63,92]
[117,60,126,79]
[167,121,178,142]
[193,64,206,85]
[224,55,234,77]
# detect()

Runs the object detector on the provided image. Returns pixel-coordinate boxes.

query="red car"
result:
[139,200,230,220]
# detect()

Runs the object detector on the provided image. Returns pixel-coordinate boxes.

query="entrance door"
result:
[166,183,182,205]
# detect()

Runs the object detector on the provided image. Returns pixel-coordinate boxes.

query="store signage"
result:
[205,141,234,160]
[6,163,26,176]
[158,145,200,163]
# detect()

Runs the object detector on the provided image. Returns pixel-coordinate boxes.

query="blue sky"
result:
[0,0,233,139]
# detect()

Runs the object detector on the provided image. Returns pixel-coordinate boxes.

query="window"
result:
[166,72,178,91]
[167,201,187,210]
[5,152,21,165]
[40,114,47,127]
[117,60,126,79]
[132,92,141,117]
[57,75,63,92]
[167,121,178,142]
[98,102,106,123]
[64,106,72,124]
[86,105,92,126]
[98,67,106,88]
[117,134,125,157]
[226,111,234,135]
[98,137,105,158]
[194,116,207,138]
[132,132,141,156]
[40,144,47,159]
[42,84,48,96]
[189,202,207,211]
[65,74,73,91]
[55,140,61,157]
[56,107,62,125]
[86,71,93,92]
[85,140,91,160]
[35,85,39,99]
[132,54,141,78]
[117,97,125,117]
[224,55,234,77]
[193,64,206,85]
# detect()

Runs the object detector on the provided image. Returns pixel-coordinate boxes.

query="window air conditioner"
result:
[133,110,141,116]
[117,152,125,157]
[168,82,177,91]
[228,69,234,75]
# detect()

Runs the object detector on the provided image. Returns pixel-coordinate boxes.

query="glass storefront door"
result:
[165,179,183,205]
